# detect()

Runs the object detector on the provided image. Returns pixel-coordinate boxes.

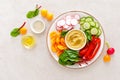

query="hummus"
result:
[65,30,86,50]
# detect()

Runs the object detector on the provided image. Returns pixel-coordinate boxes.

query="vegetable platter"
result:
[47,11,105,69]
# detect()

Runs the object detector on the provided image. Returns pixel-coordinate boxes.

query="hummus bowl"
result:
[65,30,87,50]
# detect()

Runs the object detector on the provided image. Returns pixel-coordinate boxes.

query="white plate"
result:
[47,11,105,69]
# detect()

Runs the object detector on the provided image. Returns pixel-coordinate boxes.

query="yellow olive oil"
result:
[21,35,35,49]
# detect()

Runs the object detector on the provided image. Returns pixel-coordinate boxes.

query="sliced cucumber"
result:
[85,17,93,22]
[91,28,98,35]
[97,29,102,36]
[95,22,99,28]
[80,21,84,25]
[80,26,85,31]
[83,22,90,30]
[89,21,96,27]
[80,17,86,21]
[79,16,102,37]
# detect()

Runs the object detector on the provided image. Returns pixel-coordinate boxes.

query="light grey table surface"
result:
[0,0,120,80]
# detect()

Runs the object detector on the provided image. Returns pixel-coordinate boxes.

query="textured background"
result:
[0,0,120,80]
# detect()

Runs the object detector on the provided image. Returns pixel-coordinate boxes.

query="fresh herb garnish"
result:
[61,30,68,37]
[10,28,20,37]
[26,5,41,19]
[85,31,92,41]
[10,22,26,37]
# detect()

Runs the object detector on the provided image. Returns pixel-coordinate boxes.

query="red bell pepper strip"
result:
[82,39,96,60]
[79,36,96,57]
[79,43,89,57]
[87,37,101,60]
[82,36,101,61]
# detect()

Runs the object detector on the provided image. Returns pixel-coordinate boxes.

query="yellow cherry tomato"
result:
[40,9,48,17]
[103,54,111,62]
[46,12,53,21]
[20,27,27,35]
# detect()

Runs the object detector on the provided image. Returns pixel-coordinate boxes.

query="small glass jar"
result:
[21,35,36,49]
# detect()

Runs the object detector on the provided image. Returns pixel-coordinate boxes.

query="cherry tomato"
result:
[103,54,111,62]
[41,9,48,17]
[46,12,54,21]
[20,27,27,35]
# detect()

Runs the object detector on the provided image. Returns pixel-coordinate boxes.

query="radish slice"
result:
[66,15,72,20]
[74,14,80,20]
[71,19,78,26]
[56,21,61,27]
[56,26,63,31]
[59,19,65,26]
[66,19,71,25]
[57,19,65,27]
[63,25,70,30]
[67,26,73,30]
